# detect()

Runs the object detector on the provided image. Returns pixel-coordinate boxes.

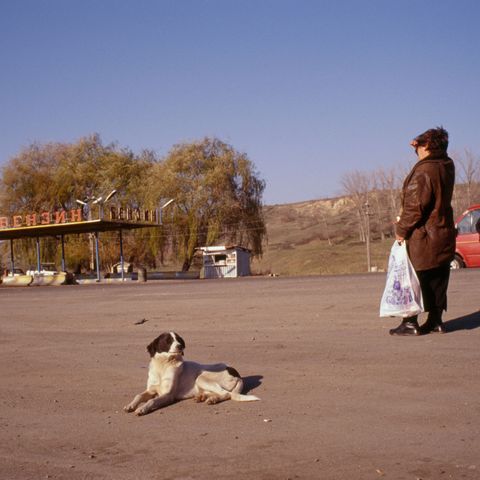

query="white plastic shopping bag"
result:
[379,241,424,317]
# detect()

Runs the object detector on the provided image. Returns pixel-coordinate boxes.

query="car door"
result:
[456,209,480,267]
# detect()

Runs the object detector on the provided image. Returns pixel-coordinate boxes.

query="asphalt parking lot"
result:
[1,270,479,479]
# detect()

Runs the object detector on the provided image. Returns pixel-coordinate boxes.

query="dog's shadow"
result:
[445,311,480,333]
[242,375,263,394]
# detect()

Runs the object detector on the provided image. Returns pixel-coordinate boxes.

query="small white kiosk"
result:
[198,245,251,279]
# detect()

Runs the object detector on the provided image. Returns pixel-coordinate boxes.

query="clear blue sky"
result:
[1,0,479,205]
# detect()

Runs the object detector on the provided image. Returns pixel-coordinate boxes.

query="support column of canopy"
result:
[94,232,101,282]
[61,235,66,272]
[10,239,15,272]
[36,237,41,273]
[119,229,125,281]
[29,231,125,282]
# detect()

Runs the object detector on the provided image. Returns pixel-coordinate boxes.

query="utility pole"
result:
[364,201,372,272]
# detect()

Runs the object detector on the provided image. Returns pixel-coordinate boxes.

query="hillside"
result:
[251,197,393,276]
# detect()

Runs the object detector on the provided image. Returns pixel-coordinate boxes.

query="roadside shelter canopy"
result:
[0,216,161,282]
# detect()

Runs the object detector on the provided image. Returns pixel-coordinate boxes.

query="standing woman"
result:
[390,127,456,336]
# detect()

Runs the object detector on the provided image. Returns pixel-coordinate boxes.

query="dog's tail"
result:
[230,392,260,402]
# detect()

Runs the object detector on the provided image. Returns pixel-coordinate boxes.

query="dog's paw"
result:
[134,406,148,416]
[194,393,207,403]
[123,404,135,413]
[206,396,220,405]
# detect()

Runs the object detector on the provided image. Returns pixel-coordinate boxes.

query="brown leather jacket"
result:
[395,152,456,271]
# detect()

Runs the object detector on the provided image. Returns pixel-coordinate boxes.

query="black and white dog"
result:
[124,332,259,416]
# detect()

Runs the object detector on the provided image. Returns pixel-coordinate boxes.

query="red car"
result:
[451,204,480,268]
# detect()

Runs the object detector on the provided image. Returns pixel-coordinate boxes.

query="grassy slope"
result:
[252,238,393,276]
[252,198,393,276]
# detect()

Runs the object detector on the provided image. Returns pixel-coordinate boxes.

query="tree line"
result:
[2,136,478,275]
[0,135,266,273]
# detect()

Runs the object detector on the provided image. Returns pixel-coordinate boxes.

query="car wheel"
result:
[450,255,465,269]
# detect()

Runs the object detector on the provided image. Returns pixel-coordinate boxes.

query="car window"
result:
[457,213,472,234]
[458,209,480,234]
[473,209,480,233]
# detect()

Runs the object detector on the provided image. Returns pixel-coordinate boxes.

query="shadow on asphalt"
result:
[445,311,480,332]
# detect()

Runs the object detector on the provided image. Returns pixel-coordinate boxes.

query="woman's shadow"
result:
[445,311,480,333]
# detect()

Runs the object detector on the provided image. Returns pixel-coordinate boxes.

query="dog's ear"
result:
[146,337,159,357]
[226,366,241,378]
[173,332,186,350]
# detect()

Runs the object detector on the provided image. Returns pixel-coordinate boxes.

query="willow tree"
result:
[149,137,266,271]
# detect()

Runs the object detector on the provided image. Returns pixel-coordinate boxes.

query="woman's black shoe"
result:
[389,320,420,336]
[419,321,446,334]
[433,323,446,333]
[420,309,447,334]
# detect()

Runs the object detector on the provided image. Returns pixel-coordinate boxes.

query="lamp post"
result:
[75,190,117,221]
[76,197,95,272]
[75,190,118,281]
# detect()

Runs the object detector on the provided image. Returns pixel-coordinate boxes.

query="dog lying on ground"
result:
[124,331,260,416]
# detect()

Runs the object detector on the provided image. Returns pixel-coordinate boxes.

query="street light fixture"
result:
[96,190,117,219]
[75,190,117,219]
[161,198,175,209]
[104,189,117,203]
[159,198,175,224]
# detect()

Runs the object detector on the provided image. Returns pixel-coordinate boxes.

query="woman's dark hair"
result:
[413,127,449,152]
